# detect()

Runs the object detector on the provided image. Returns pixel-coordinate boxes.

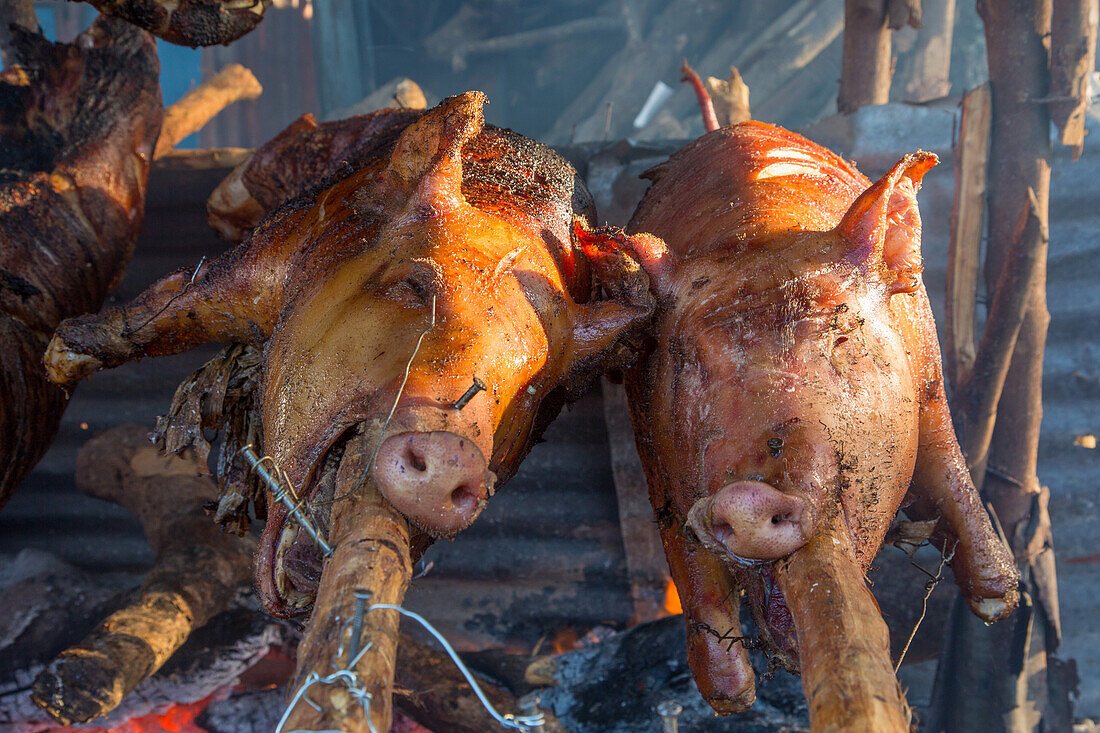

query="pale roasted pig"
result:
[45,92,654,617]
[609,117,1019,717]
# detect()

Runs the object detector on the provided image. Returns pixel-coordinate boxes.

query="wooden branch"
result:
[954,190,1048,484]
[394,635,566,733]
[775,514,909,733]
[154,64,262,159]
[30,425,255,725]
[1050,0,1098,159]
[839,0,894,113]
[602,381,668,624]
[887,0,923,29]
[283,430,412,733]
[152,147,254,172]
[706,66,751,126]
[896,0,955,101]
[946,83,991,389]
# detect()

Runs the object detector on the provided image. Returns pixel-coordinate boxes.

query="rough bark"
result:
[154,63,262,158]
[30,425,255,725]
[929,0,1066,730]
[839,0,894,113]
[1049,0,1098,158]
[775,514,910,733]
[282,430,413,733]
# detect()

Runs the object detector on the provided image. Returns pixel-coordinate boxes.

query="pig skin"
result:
[618,121,1019,713]
[44,92,655,618]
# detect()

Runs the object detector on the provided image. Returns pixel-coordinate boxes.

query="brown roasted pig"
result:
[0,17,161,510]
[45,92,654,617]
[603,119,1019,719]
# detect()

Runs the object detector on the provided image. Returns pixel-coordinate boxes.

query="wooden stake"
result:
[282,430,412,733]
[154,64,262,159]
[1050,0,1098,159]
[946,83,991,389]
[30,425,255,725]
[775,514,909,733]
[706,66,752,127]
[839,0,894,113]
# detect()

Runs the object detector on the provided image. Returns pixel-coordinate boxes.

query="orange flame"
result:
[57,695,213,733]
[662,577,683,616]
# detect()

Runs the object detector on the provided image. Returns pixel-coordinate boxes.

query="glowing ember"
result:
[56,696,213,733]
[662,577,683,616]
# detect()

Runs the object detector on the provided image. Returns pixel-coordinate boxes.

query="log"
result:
[394,635,566,733]
[929,0,1064,729]
[945,82,991,389]
[282,429,413,733]
[839,0,894,113]
[1050,0,1098,159]
[154,63,262,159]
[30,425,255,725]
[706,66,751,127]
[152,147,254,171]
[774,515,909,733]
[895,0,955,102]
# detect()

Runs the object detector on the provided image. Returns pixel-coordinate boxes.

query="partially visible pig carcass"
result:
[0,17,161,510]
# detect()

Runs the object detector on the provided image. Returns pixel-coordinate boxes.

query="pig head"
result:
[607,121,1019,713]
[45,92,654,616]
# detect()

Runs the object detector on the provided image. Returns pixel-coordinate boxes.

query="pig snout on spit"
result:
[688,481,810,561]
[373,431,495,535]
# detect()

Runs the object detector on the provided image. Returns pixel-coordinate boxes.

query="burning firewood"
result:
[30,425,255,725]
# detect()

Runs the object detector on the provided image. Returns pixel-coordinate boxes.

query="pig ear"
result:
[564,219,658,374]
[360,91,486,216]
[835,152,937,295]
[573,218,676,299]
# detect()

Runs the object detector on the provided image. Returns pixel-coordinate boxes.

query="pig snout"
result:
[688,481,810,561]
[372,431,495,535]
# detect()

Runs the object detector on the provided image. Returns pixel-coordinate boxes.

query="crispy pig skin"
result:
[624,121,1019,711]
[46,92,656,617]
[0,18,161,509]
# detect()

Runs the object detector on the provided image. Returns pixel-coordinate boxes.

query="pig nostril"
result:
[401,443,427,472]
[449,484,480,514]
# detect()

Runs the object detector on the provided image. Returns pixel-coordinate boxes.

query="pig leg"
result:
[44,230,297,388]
[909,386,1019,622]
[656,501,756,714]
[904,293,1019,621]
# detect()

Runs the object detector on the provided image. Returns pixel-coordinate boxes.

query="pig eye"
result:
[767,437,783,457]
[379,263,438,305]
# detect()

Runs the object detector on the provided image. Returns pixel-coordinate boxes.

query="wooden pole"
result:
[154,64,263,159]
[839,0,894,113]
[897,0,956,101]
[945,83,991,389]
[282,429,412,733]
[30,425,255,725]
[1050,0,1098,158]
[928,0,1068,729]
[775,514,910,733]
